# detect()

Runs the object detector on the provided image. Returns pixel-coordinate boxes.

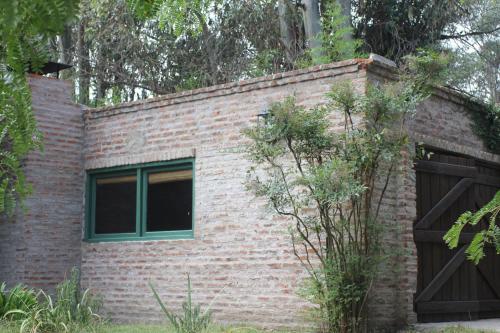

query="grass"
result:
[408,326,497,333]
[0,323,496,333]
[0,323,291,333]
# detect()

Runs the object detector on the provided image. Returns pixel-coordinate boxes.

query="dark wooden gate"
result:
[414,149,500,322]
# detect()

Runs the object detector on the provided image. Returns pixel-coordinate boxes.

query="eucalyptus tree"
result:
[58,0,498,106]
[65,0,290,105]
[444,0,499,104]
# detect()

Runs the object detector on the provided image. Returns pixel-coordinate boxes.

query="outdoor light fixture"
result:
[257,109,270,125]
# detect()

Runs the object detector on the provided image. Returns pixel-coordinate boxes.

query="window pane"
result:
[147,170,192,232]
[95,175,136,234]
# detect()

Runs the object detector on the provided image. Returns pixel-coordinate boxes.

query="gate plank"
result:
[415,246,466,303]
[413,230,475,244]
[415,160,478,178]
[476,174,500,188]
[477,265,500,299]
[417,300,500,314]
[415,178,474,230]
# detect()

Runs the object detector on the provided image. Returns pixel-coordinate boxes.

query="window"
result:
[86,159,194,241]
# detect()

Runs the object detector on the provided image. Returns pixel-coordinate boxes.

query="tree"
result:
[444,0,499,104]
[46,0,497,110]
[244,52,446,332]
[0,0,79,215]
[444,191,500,264]
[60,0,293,106]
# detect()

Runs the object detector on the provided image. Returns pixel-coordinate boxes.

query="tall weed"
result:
[150,274,212,333]
[0,284,37,321]
[3,268,102,333]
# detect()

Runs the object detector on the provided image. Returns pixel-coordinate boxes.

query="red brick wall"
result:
[367,66,500,328]
[0,75,84,291]
[1,57,496,330]
[81,61,366,329]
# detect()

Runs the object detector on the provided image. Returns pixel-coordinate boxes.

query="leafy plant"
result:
[470,103,500,154]
[444,190,500,264]
[296,2,363,68]
[0,284,37,321]
[10,290,73,333]
[52,268,102,327]
[244,52,447,332]
[0,0,79,216]
[150,274,212,333]
[4,268,101,333]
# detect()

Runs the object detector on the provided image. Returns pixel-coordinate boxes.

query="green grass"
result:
[0,323,496,333]
[407,326,497,333]
[0,323,292,333]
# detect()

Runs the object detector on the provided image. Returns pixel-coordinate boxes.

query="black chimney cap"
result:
[29,61,72,78]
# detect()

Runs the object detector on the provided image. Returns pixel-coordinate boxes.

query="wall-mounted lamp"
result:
[257,109,270,125]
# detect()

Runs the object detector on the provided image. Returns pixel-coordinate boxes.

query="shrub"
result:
[4,268,102,333]
[0,284,38,321]
[244,52,448,332]
[150,274,212,333]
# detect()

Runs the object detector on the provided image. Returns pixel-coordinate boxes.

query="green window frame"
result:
[85,158,195,242]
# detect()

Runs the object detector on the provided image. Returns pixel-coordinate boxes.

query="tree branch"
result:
[440,26,500,40]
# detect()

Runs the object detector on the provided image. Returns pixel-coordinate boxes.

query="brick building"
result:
[0,55,499,331]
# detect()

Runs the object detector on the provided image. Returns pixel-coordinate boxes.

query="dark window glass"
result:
[147,170,192,232]
[95,175,136,234]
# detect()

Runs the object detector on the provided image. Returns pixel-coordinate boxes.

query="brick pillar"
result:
[0,75,84,291]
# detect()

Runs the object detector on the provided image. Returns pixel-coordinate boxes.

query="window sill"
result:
[84,230,194,243]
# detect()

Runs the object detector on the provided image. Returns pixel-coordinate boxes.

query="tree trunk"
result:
[77,19,90,105]
[337,0,352,27]
[486,59,499,105]
[302,0,322,50]
[482,43,500,105]
[278,0,296,66]
[59,24,73,65]
[337,0,353,41]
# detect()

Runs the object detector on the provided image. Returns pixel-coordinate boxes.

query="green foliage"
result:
[443,0,499,104]
[444,191,500,264]
[77,0,287,105]
[2,268,102,333]
[0,0,79,216]
[0,284,37,321]
[52,268,102,327]
[244,53,443,331]
[470,103,500,154]
[318,2,363,63]
[150,275,212,333]
[401,49,451,95]
[127,0,217,35]
[353,0,468,62]
[297,2,363,68]
[0,73,39,216]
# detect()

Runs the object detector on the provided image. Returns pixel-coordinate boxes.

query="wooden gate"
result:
[414,149,500,322]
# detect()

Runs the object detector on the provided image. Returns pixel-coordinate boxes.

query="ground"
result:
[0,323,499,333]
[0,324,290,333]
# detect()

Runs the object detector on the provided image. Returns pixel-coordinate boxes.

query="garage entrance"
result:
[414,149,500,322]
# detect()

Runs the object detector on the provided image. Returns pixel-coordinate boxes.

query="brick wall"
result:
[400,94,500,327]
[80,58,500,330]
[1,57,497,330]
[0,75,84,291]
[367,65,500,329]
[81,60,367,329]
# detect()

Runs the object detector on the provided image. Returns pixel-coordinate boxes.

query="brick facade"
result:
[0,75,84,291]
[0,56,497,331]
[81,60,365,329]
